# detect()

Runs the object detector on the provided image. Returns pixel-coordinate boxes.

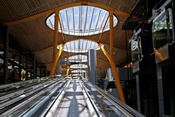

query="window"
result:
[152,9,173,49]
[131,36,142,62]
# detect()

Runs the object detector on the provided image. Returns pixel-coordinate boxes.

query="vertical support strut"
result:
[50,9,62,76]
[110,11,114,59]
[53,10,59,61]
[86,70,88,80]
[98,44,126,103]
[66,67,70,75]
[50,44,65,76]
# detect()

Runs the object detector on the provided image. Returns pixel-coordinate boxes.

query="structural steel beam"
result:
[110,11,114,58]
[97,16,109,42]
[53,10,59,61]
[66,67,70,75]
[58,12,66,43]
[3,2,137,26]
[98,43,126,103]
[50,44,65,76]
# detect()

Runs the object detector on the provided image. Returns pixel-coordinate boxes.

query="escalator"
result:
[0,77,145,117]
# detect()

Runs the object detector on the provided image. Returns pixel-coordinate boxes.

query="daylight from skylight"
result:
[68,55,87,62]
[72,70,86,73]
[57,39,103,53]
[70,64,88,68]
[46,6,118,36]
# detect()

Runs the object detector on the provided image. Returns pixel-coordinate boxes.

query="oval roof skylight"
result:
[72,70,86,73]
[69,55,87,62]
[57,39,102,53]
[72,74,81,76]
[70,64,88,68]
[46,6,118,36]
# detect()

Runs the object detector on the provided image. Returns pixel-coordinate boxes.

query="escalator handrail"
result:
[43,79,71,117]
[79,80,103,117]
[0,76,62,90]
[94,85,145,117]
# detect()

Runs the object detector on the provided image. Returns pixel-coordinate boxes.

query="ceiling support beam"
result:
[58,12,66,43]
[98,13,126,103]
[66,67,70,75]
[86,70,88,80]
[3,2,137,26]
[97,16,109,42]
[98,43,126,103]
[110,11,114,59]
[53,10,59,61]
[50,44,65,76]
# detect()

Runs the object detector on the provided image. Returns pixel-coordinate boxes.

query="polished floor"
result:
[54,80,90,117]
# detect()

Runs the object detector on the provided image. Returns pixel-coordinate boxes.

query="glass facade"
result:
[152,9,173,49]
[131,36,142,62]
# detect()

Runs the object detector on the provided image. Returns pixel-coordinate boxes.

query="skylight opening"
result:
[72,74,81,76]
[70,64,88,68]
[57,39,103,53]
[72,70,86,73]
[69,55,87,62]
[46,6,118,36]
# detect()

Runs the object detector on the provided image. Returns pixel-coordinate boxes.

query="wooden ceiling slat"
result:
[0,0,137,76]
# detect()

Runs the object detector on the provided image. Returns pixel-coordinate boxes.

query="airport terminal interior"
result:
[0,0,175,117]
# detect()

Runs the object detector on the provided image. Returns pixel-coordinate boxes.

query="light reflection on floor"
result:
[55,80,90,117]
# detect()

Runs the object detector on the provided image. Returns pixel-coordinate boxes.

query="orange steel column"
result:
[110,11,114,59]
[86,70,88,80]
[66,67,70,75]
[50,44,65,76]
[53,10,59,61]
[109,11,126,103]
[98,44,126,103]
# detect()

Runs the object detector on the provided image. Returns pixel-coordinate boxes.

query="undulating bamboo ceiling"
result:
[0,0,138,77]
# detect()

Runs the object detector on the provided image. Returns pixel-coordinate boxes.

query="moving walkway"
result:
[0,76,144,117]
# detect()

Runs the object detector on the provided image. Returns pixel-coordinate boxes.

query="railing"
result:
[0,75,62,90]
[82,80,145,117]
[0,75,64,114]
[0,77,145,117]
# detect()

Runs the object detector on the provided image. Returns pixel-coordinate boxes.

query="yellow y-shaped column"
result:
[66,67,70,75]
[50,44,65,76]
[97,10,126,103]
[53,10,59,61]
[98,43,126,103]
